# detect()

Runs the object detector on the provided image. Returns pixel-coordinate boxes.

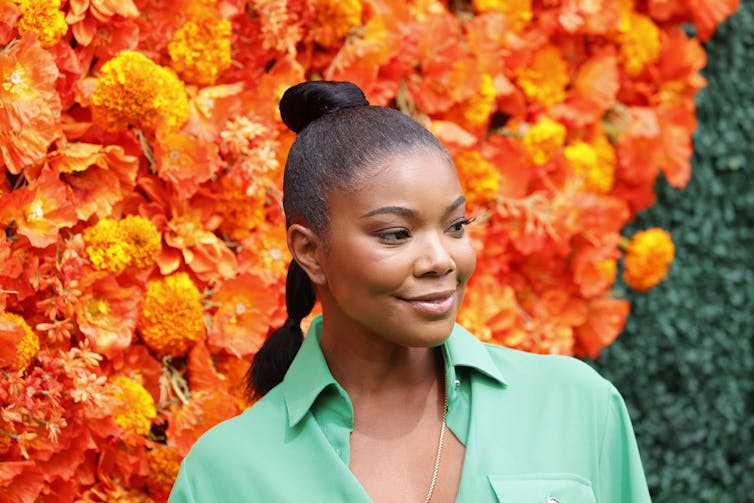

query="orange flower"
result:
[110,375,156,436]
[458,275,522,343]
[13,0,68,48]
[574,297,630,358]
[0,312,39,371]
[0,32,61,174]
[137,176,238,281]
[687,0,739,42]
[445,74,497,131]
[146,446,182,500]
[472,0,532,31]
[168,5,232,85]
[139,272,205,358]
[516,45,569,107]
[564,140,615,194]
[558,0,621,34]
[622,228,675,292]
[65,0,139,47]
[75,272,141,358]
[48,142,139,221]
[454,150,500,209]
[209,272,281,358]
[571,237,620,297]
[309,0,362,48]
[83,215,161,275]
[237,219,290,286]
[154,129,224,197]
[615,12,660,76]
[211,175,267,242]
[90,50,188,132]
[522,117,567,166]
[167,389,238,456]
[247,0,308,54]
[0,168,77,248]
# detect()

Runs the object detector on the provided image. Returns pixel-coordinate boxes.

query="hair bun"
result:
[279,81,369,133]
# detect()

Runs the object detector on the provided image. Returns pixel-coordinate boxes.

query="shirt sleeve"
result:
[168,458,197,503]
[595,382,652,503]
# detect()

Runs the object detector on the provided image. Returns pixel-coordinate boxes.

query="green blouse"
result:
[169,316,651,502]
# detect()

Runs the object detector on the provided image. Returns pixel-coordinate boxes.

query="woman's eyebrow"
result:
[359,195,466,219]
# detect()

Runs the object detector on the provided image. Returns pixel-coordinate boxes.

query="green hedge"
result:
[588,5,754,502]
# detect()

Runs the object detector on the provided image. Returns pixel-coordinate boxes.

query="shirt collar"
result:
[443,323,508,386]
[281,316,507,427]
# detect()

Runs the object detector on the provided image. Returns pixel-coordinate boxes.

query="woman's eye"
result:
[378,229,411,243]
[448,217,475,235]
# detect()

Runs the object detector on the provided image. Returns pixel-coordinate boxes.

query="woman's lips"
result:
[401,292,456,316]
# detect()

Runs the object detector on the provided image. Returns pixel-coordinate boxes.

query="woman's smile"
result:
[396,289,458,317]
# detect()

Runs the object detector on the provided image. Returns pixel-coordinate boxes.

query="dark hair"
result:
[247,81,450,399]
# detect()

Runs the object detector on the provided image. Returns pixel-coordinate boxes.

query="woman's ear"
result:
[287,224,327,286]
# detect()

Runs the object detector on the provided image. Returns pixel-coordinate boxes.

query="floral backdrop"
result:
[0,0,738,501]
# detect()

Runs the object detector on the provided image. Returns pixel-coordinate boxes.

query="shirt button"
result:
[454,379,461,387]
[546,498,560,503]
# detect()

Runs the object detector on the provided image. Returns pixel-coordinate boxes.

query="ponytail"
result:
[246,260,316,400]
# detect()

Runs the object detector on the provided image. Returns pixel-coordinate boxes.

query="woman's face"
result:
[316,147,476,348]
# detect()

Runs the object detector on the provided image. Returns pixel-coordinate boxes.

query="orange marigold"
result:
[84,215,161,275]
[111,375,156,436]
[146,445,182,499]
[455,74,496,130]
[622,228,675,292]
[168,6,232,86]
[616,12,661,76]
[523,117,567,166]
[564,141,615,194]
[91,50,188,131]
[13,0,68,48]
[516,45,569,106]
[140,272,205,357]
[309,0,362,48]
[472,0,532,31]
[455,150,500,208]
[0,312,39,371]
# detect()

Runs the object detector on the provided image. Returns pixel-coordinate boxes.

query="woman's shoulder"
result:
[181,386,288,463]
[481,339,611,396]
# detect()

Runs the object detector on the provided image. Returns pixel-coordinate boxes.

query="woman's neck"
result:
[319,316,444,403]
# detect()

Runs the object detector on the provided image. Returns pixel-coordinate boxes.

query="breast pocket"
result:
[489,473,596,503]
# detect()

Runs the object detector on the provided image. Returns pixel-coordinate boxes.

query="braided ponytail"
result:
[247,260,316,399]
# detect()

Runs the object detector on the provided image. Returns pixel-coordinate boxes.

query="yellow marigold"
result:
[84,215,161,275]
[565,141,614,194]
[516,45,569,106]
[461,74,496,130]
[140,272,205,357]
[622,228,675,292]
[473,0,532,31]
[0,312,39,371]
[146,446,182,498]
[616,12,661,76]
[91,51,188,132]
[310,0,363,48]
[168,7,232,86]
[455,151,500,208]
[13,0,68,48]
[523,117,567,166]
[111,376,156,436]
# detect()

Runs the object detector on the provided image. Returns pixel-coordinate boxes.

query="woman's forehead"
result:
[329,148,463,213]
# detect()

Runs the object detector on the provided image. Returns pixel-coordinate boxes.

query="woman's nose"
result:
[413,233,455,277]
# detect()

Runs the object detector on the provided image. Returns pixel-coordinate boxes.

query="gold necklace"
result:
[423,381,449,503]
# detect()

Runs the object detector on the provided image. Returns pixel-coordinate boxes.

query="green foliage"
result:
[588,5,754,501]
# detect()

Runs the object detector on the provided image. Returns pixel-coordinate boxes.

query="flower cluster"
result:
[0,0,738,500]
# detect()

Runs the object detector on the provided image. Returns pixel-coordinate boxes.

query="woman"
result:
[169,81,651,502]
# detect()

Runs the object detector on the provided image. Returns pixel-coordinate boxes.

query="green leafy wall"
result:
[589,3,754,501]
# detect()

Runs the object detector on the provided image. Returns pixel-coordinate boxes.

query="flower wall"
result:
[0,0,738,500]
